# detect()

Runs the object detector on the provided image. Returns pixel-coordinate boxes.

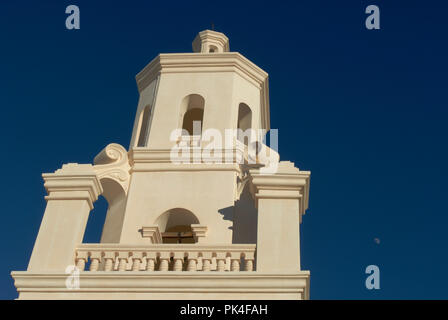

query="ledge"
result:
[130,147,245,165]
[11,271,310,300]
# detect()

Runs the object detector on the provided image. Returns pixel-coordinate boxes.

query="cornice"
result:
[140,226,163,244]
[249,162,311,218]
[42,164,103,210]
[191,224,208,242]
[129,148,244,173]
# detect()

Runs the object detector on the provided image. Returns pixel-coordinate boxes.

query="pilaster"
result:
[27,164,102,272]
[250,161,310,273]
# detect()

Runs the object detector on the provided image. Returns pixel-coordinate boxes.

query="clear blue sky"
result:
[1,0,447,299]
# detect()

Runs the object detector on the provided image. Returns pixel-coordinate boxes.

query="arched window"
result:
[180,94,205,136]
[182,108,204,135]
[137,105,151,147]
[155,208,200,244]
[209,45,218,53]
[237,103,252,145]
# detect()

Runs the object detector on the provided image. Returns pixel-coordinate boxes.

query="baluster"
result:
[244,252,255,271]
[145,252,156,271]
[159,259,169,271]
[231,259,240,271]
[230,252,241,272]
[89,251,102,271]
[131,252,143,271]
[103,251,116,271]
[203,259,211,271]
[173,252,184,271]
[76,258,86,271]
[90,259,99,271]
[117,252,129,272]
[202,252,212,271]
[132,260,141,271]
[217,260,225,272]
[75,251,88,271]
[187,260,197,271]
[104,258,113,271]
[216,252,226,272]
[187,252,198,272]
[159,252,170,271]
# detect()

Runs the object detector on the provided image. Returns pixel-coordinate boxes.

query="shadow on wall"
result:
[219,184,258,244]
[218,206,234,230]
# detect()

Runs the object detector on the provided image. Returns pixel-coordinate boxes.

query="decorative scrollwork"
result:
[93,143,131,194]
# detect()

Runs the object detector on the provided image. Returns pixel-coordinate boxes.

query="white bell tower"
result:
[12,30,312,300]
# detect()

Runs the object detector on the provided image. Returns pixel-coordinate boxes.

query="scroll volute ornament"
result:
[93,143,131,194]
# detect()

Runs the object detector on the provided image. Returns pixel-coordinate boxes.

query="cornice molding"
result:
[141,226,163,244]
[249,161,311,218]
[191,224,208,243]
[42,164,103,210]
[130,146,245,163]
[129,148,244,173]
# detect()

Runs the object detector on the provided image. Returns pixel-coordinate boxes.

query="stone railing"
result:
[75,244,256,272]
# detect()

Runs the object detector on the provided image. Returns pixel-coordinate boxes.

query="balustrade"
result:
[75,244,255,272]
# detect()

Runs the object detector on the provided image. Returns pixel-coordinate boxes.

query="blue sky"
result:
[1,0,447,299]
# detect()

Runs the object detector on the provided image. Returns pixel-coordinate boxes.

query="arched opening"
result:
[137,105,151,147]
[182,108,204,135]
[99,178,127,243]
[209,45,218,53]
[82,177,127,245]
[237,103,252,145]
[180,94,205,136]
[155,208,200,244]
[83,195,108,244]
